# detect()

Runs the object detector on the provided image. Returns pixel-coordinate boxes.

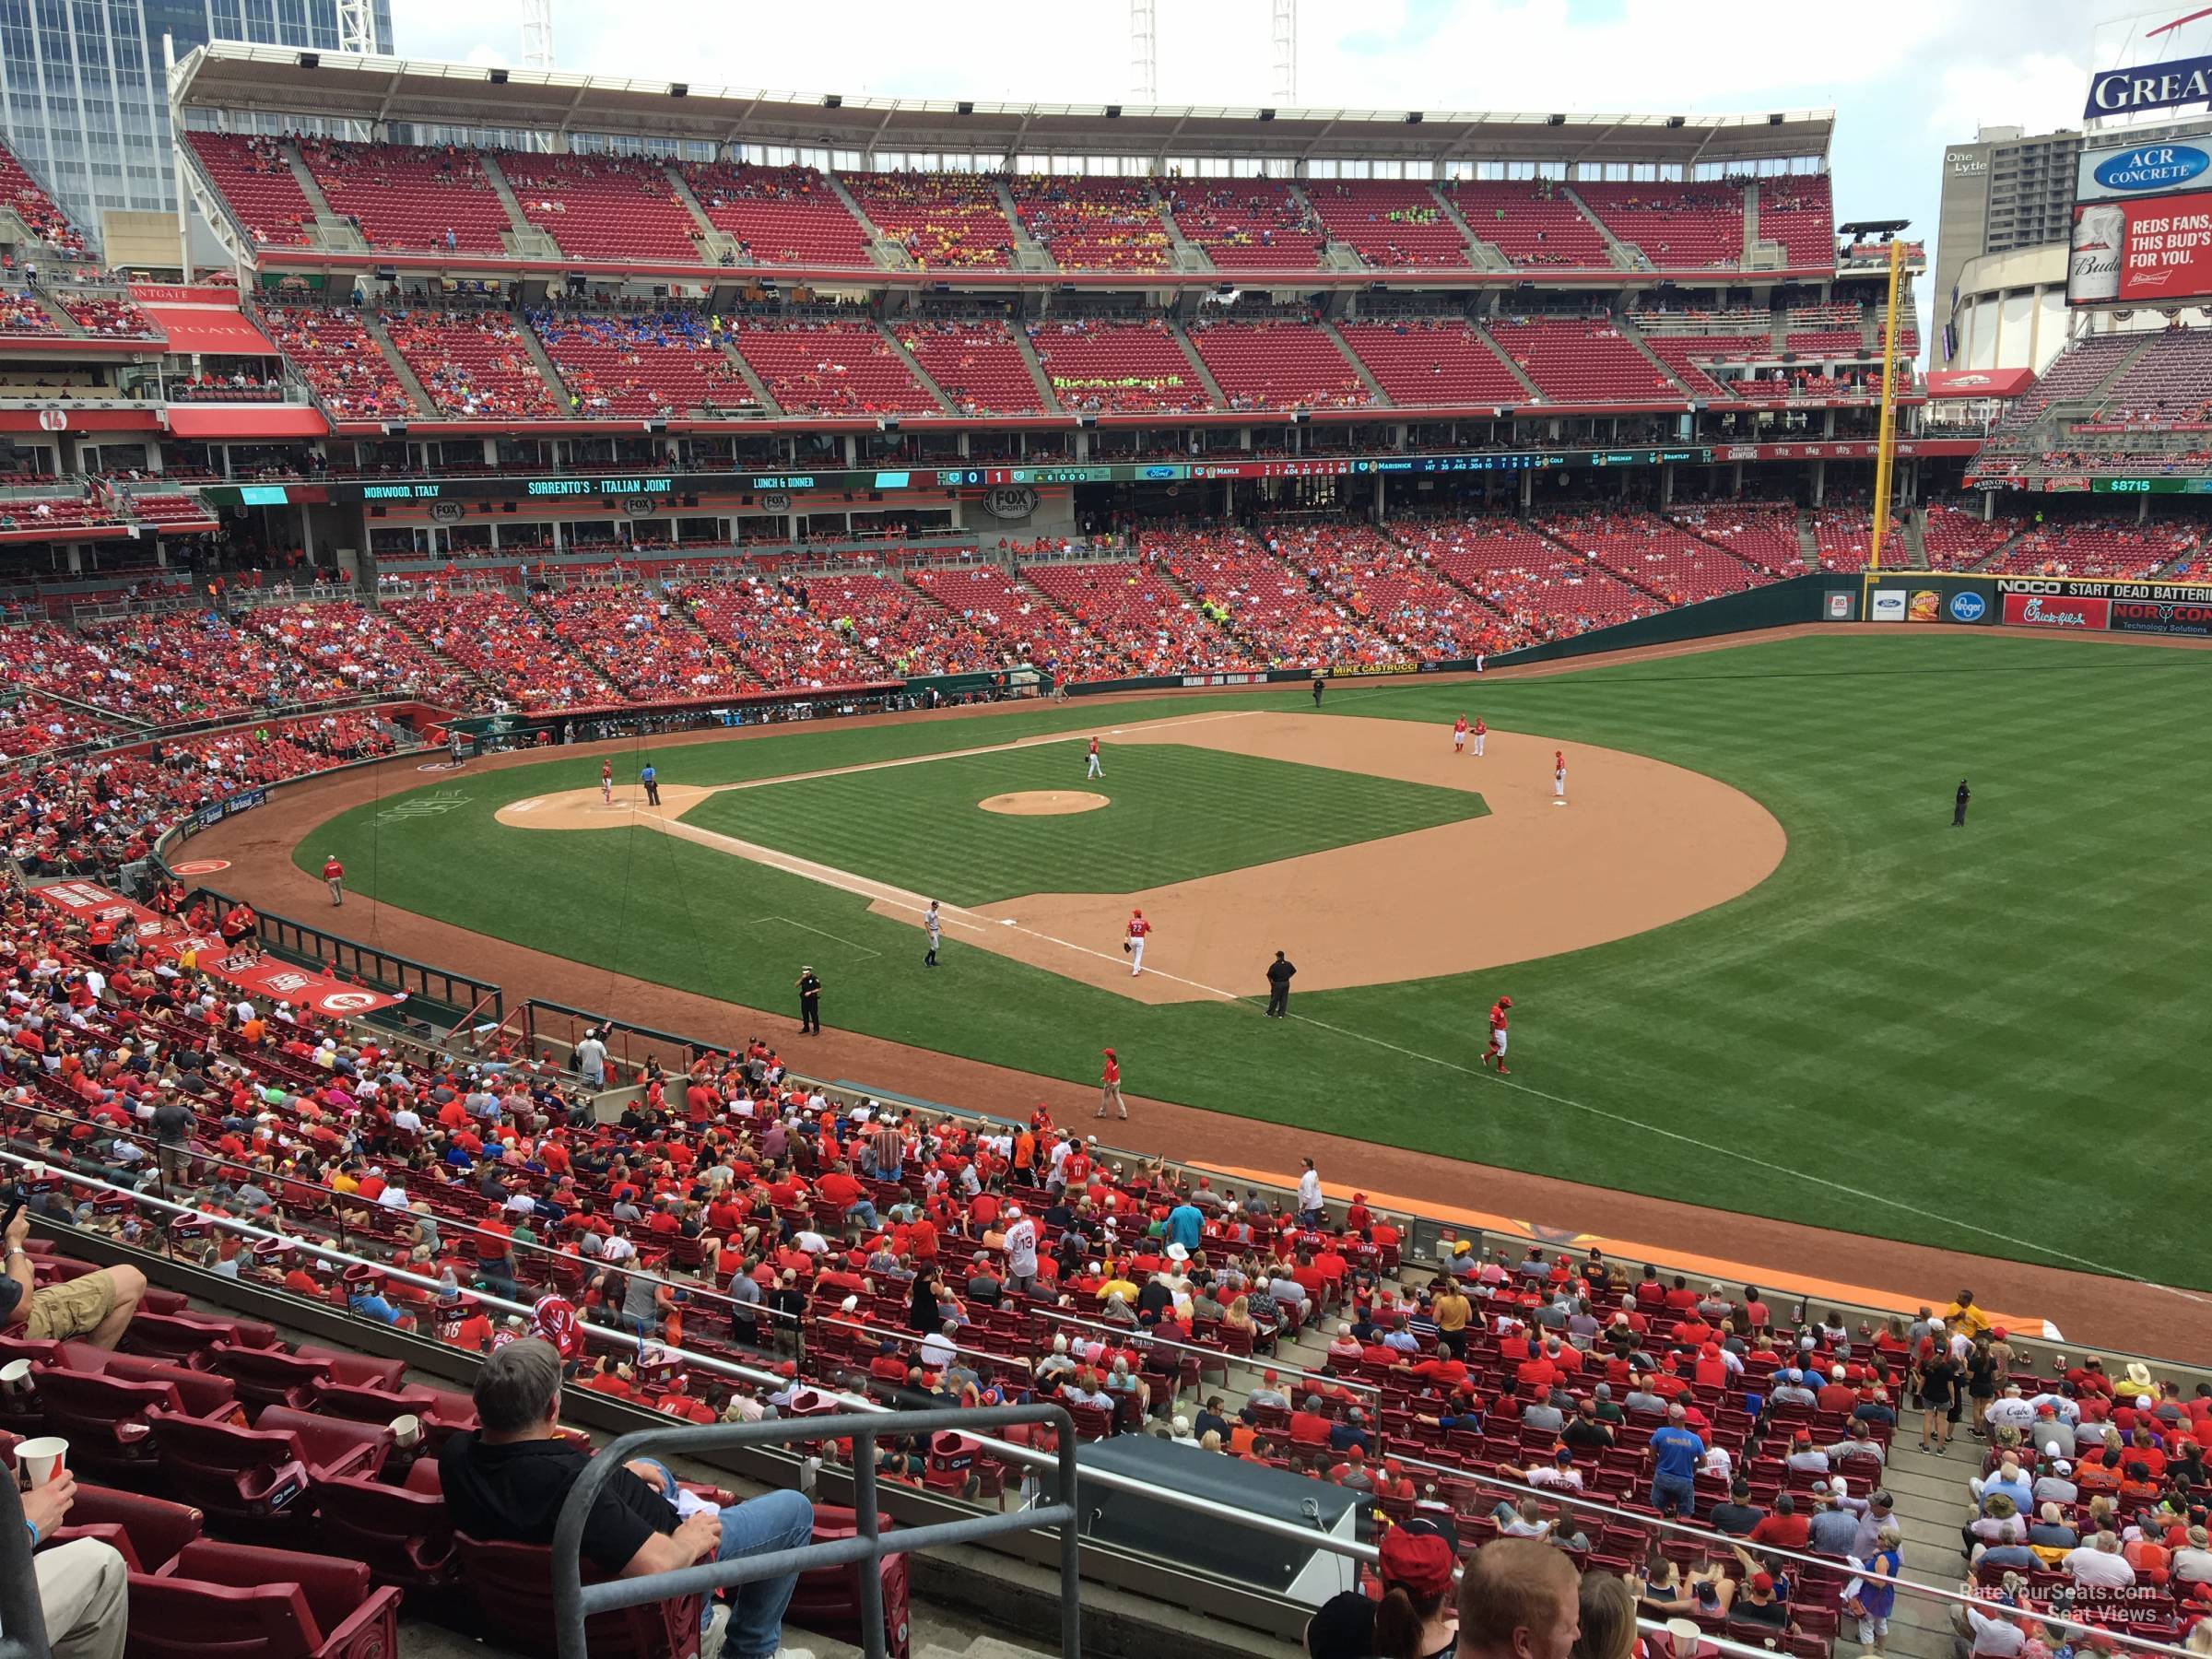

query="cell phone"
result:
[1,1197,23,1234]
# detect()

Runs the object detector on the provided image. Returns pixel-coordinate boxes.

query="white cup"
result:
[388,1414,422,1450]
[16,1436,67,1488]
[0,1359,30,1394]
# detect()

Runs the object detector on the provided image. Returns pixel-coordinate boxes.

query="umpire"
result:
[641,760,660,807]
[1952,780,1971,828]
[796,966,822,1034]
[1265,950,1297,1018]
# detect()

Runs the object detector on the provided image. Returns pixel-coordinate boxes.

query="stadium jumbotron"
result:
[0,18,2208,1659]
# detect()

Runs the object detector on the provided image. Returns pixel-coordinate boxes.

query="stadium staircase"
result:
[877,322,960,414]
[1559,185,1637,269]
[513,320,575,407]
[1901,513,1929,570]
[1477,325,1546,402]
[1288,182,1371,273]
[278,145,366,252]
[665,165,741,265]
[1153,193,1212,272]
[714,339,782,415]
[820,171,920,272]
[359,312,438,416]
[1794,512,1821,571]
[1167,320,1231,408]
[1960,525,2031,572]
[25,279,84,337]
[1323,320,1392,406]
[1008,326,1063,413]
[1865,1438,1983,1659]
[1618,316,1700,399]
[988,178,1057,273]
[1430,187,1513,271]
[477,154,561,260]
[375,606,504,700]
[1739,182,1759,268]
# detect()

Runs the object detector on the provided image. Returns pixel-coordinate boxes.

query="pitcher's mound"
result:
[979,791,1110,817]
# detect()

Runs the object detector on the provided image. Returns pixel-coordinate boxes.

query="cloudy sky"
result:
[386,0,2173,301]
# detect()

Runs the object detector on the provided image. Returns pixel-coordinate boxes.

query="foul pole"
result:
[1866,236,1907,573]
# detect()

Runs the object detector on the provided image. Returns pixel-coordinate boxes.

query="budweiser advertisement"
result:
[2002,592,2112,630]
[2067,190,2212,306]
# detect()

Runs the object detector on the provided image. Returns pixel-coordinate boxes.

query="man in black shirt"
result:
[439,1339,814,1659]
[1264,951,1296,1018]
[795,967,822,1035]
[1706,1478,1766,1536]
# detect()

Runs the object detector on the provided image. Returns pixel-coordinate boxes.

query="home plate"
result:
[999,918,1017,925]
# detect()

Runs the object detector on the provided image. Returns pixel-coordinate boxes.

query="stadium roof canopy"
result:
[174,45,1833,169]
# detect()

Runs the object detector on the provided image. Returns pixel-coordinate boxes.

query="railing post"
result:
[1055,1414,1082,1659]
[851,1431,888,1659]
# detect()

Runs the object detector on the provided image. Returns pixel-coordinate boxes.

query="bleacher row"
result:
[243,302,1909,423]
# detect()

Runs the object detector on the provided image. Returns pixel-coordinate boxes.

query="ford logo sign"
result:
[1949,591,1987,622]
[2093,144,2211,193]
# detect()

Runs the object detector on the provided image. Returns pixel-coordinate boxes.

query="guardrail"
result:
[551,1406,1082,1659]
[182,884,501,1024]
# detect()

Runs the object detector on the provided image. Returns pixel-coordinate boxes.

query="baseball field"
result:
[291,629,2212,1288]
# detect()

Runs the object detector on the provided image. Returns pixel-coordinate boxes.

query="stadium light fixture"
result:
[1768,112,1783,124]
[1547,113,1566,125]
[957,100,974,115]
[1105,104,1123,118]
[669,83,688,98]
[823,93,842,109]
[1666,114,1685,127]
[298,51,319,68]
[488,68,508,84]
[1258,108,1277,121]
[1404,112,1423,124]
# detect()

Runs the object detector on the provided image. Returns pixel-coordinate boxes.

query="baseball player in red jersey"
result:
[1124,908,1151,976]
[601,759,613,806]
[1086,735,1103,780]
[1473,716,1487,757]
[1484,995,1512,1074]
[322,854,345,908]
[1453,715,1468,754]
[1553,749,1566,801]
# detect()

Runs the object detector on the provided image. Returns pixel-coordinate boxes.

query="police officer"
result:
[1265,950,1296,1018]
[796,966,822,1034]
[1952,780,1970,828]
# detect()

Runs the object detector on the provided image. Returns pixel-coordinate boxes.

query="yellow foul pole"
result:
[1866,237,1906,574]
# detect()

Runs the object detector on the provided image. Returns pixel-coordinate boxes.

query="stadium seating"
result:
[1269,521,1511,659]
[260,308,414,420]
[54,294,160,339]
[0,135,86,253]
[1540,510,1780,606]
[891,319,1045,415]
[298,140,512,253]
[385,591,618,709]
[1755,175,1836,266]
[0,692,117,759]
[1448,181,1612,267]
[729,319,941,416]
[1665,502,1804,572]
[1304,181,1470,267]
[533,586,749,700]
[1023,318,1212,414]
[383,310,559,419]
[1641,335,1774,401]
[185,134,317,246]
[496,152,700,262]
[124,494,221,532]
[527,309,754,418]
[678,163,876,266]
[905,563,1106,675]
[1161,180,1324,270]
[1487,318,1677,403]
[1337,318,1527,407]
[247,599,480,704]
[1143,528,1400,667]
[1573,182,1744,270]
[784,569,1005,676]
[1979,519,2196,578]
[1390,516,1658,638]
[1921,504,2022,571]
[1006,175,1171,270]
[682,576,891,688]
[1808,507,1902,571]
[0,290,58,336]
[2087,328,2212,429]
[1018,559,1249,674]
[1997,334,2140,429]
[843,171,1016,268]
[1185,320,1371,411]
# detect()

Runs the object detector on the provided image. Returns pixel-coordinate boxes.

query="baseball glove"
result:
[1122,942,1131,953]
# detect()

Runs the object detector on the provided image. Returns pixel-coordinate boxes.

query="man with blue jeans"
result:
[440,1338,816,1659]
[1646,1402,1705,1518]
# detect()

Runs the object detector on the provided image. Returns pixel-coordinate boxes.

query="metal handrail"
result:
[548,1406,1081,1659]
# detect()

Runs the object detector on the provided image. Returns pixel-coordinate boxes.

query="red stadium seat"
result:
[453,1530,705,1659]
[132,1539,401,1659]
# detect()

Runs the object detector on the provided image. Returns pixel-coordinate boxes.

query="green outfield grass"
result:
[681,737,1488,905]
[299,632,2212,1287]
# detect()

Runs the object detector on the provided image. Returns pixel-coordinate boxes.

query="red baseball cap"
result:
[1378,1529,1455,1600]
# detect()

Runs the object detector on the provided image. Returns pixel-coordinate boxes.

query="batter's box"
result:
[740,914,883,960]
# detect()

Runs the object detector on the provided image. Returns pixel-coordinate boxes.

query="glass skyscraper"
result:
[0,0,394,249]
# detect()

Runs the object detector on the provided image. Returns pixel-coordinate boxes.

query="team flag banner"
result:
[29,881,407,1018]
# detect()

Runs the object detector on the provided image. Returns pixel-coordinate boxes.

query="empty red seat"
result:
[312,1471,455,1592]
[454,1530,705,1659]
[151,1403,390,1530]
[133,1539,401,1659]
[46,1482,205,1573]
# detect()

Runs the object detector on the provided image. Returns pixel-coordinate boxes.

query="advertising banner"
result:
[2067,189,2212,306]
[2075,138,2212,203]
[1869,589,1908,621]
[2002,592,2113,629]
[2109,595,2212,634]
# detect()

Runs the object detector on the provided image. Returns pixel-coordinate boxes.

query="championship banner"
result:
[29,881,407,1018]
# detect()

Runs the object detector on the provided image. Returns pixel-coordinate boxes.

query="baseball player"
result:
[447,729,465,770]
[924,899,941,968]
[1124,908,1151,976]
[1553,749,1566,801]
[1473,716,1487,757]
[1086,735,1103,780]
[1484,995,1512,1074]
[322,853,345,907]
[601,759,614,806]
[1097,1046,1126,1120]
[1453,715,1468,755]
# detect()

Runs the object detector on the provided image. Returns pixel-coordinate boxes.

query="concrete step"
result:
[359,310,438,418]
[877,321,959,414]
[1323,319,1391,406]
[1429,184,1512,272]
[1559,184,1640,270]
[1009,324,1064,414]
[1169,320,1230,410]
[716,337,782,415]
[666,163,736,263]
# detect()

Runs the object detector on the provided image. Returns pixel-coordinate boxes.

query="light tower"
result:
[1272,0,1296,104]
[522,0,554,70]
[335,0,372,54]
[1130,0,1157,103]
